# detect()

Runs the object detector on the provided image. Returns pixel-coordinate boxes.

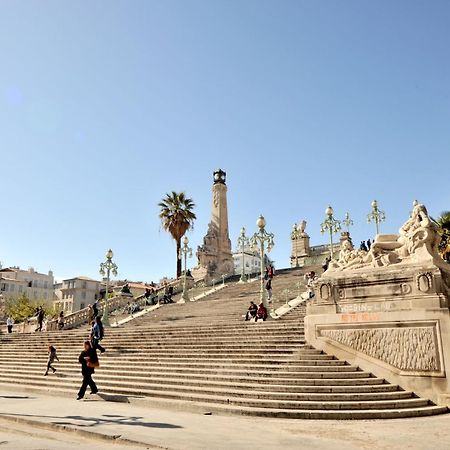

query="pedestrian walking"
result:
[77,340,99,400]
[35,307,45,332]
[58,311,65,330]
[44,345,59,376]
[265,278,273,302]
[90,316,106,354]
[92,300,99,318]
[322,256,331,272]
[6,317,14,333]
[304,271,318,299]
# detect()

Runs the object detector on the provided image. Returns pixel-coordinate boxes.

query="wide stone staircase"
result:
[0,269,447,419]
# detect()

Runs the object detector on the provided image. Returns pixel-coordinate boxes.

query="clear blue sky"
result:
[1,1,448,282]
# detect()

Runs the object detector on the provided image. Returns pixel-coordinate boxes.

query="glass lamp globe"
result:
[256,215,266,229]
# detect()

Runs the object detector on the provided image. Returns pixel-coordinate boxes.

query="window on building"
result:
[82,281,87,289]
[10,284,15,292]
[18,285,23,293]
[81,291,86,300]
[80,303,85,310]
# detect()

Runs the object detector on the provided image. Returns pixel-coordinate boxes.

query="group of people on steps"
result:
[244,264,274,322]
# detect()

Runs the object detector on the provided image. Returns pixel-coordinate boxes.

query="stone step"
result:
[3,334,305,348]
[0,358,358,373]
[0,372,412,402]
[0,361,373,378]
[0,367,394,392]
[0,376,430,411]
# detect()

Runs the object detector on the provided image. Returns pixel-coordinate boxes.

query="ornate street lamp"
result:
[320,206,341,259]
[291,224,302,267]
[237,227,249,283]
[342,212,354,233]
[178,236,193,303]
[250,215,275,311]
[367,199,386,235]
[99,249,118,327]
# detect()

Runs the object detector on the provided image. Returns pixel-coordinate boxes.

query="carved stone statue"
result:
[326,203,444,273]
[298,220,307,235]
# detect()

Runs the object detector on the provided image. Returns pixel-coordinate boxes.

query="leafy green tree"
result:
[433,211,450,262]
[5,294,54,322]
[159,191,196,278]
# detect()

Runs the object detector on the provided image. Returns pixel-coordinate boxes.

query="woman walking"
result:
[77,340,99,400]
[44,345,59,376]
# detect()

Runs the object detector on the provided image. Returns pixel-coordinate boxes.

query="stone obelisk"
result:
[192,169,234,281]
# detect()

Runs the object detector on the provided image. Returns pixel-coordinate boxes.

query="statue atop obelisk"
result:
[192,169,234,281]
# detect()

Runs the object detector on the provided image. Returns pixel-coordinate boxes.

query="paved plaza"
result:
[0,389,449,450]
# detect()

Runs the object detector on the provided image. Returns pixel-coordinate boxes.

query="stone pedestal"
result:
[192,170,234,282]
[306,204,450,405]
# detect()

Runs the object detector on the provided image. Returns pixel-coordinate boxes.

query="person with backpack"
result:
[90,316,106,354]
[44,345,59,376]
[77,340,99,400]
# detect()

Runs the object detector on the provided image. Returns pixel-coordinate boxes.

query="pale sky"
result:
[0,0,449,282]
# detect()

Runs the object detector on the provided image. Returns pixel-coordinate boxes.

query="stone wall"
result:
[305,264,450,405]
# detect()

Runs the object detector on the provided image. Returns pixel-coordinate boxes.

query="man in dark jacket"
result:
[35,307,45,332]
[77,340,98,400]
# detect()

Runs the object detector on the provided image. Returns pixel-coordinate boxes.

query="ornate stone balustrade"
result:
[17,278,183,333]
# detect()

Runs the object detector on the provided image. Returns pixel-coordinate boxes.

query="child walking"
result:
[44,345,59,376]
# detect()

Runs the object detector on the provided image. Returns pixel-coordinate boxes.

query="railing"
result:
[17,278,184,333]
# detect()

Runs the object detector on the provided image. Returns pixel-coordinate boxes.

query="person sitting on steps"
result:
[245,301,258,321]
[255,302,268,322]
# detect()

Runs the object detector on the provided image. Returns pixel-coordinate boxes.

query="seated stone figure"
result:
[328,239,369,272]
[369,203,439,267]
[327,203,441,272]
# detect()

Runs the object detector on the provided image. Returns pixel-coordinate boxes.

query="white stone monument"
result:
[305,202,450,406]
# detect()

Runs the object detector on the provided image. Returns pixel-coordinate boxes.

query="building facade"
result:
[0,267,54,302]
[54,276,101,314]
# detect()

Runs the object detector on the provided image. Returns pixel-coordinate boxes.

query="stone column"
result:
[192,170,234,281]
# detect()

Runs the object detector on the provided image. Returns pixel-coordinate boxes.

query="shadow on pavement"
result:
[0,396,35,400]
[0,412,183,429]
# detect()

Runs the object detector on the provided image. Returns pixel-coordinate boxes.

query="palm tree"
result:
[433,211,450,262]
[158,191,196,278]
